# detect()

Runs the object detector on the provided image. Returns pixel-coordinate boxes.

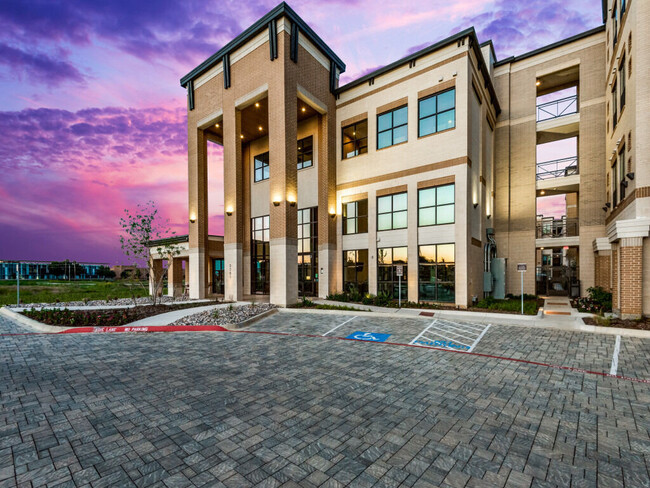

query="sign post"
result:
[396,265,403,308]
[16,263,20,305]
[517,263,527,314]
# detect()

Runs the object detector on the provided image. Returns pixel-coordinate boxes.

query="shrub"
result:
[573,286,612,314]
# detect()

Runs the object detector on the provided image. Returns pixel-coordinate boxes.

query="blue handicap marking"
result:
[346,331,391,342]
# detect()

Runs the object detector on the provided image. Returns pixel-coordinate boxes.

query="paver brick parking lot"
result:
[2,312,650,487]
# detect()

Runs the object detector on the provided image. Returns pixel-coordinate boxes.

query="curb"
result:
[0,306,73,333]
[58,325,228,334]
[226,307,278,330]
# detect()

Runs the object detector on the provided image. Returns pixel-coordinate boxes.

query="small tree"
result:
[119,201,182,306]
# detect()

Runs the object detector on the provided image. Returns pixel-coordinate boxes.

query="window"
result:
[297,136,313,170]
[251,216,270,294]
[342,120,368,159]
[254,152,269,182]
[377,192,407,231]
[298,208,318,296]
[622,0,626,16]
[377,247,407,299]
[612,157,618,207]
[419,244,455,302]
[377,106,408,149]
[612,82,618,129]
[619,145,626,201]
[613,3,618,45]
[342,199,368,235]
[343,249,368,295]
[619,57,626,110]
[418,184,454,226]
[418,88,456,137]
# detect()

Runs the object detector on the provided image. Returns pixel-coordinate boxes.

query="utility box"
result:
[483,272,493,292]
[492,258,507,299]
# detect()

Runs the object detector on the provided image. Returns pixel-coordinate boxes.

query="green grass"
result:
[0,280,158,306]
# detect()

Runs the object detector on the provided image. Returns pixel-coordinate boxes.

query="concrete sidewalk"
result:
[127,301,251,326]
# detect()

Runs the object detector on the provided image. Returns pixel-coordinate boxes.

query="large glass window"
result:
[251,216,270,294]
[377,247,407,299]
[342,120,368,159]
[418,244,455,302]
[418,88,456,137]
[612,158,618,207]
[612,82,618,129]
[343,249,368,295]
[297,136,313,170]
[254,152,270,182]
[343,199,368,235]
[418,184,454,226]
[619,145,626,201]
[377,193,407,231]
[298,208,318,296]
[377,106,408,149]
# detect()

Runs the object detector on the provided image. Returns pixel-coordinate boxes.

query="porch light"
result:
[536,80,541,86]
[226,206,233,216]
[258,126,263,131]
[255,102,260,108]
[189,212,197,223]
[301,107,306,112]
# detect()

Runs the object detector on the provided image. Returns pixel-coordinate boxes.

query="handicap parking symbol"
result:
[346,331,391,342]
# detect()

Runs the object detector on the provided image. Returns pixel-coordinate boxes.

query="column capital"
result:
[593,237,612,252]
[607,217,650,243]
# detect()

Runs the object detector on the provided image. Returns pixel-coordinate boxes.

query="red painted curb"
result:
[57,325,229,334]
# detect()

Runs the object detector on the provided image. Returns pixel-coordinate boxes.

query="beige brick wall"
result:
[620,244,643,317]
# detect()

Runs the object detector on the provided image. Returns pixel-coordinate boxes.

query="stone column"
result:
[149,259,163,297]
[188,127,208,299]
[619,237,643,318]
[268,69,298,306]
[167,258,184,297]
[223,105,244,301]
[592,237,612,292]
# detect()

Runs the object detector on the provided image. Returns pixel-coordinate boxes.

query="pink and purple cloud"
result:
[0,0,601,264]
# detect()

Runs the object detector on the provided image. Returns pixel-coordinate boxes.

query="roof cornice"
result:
[180,2,345,88]
[337,27,501,115]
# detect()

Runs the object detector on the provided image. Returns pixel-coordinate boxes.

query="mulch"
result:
[583,316,650,331]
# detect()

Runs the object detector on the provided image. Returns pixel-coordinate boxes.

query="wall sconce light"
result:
[226,206,233,216]
[287,197,296,207]
[189,213,197,223]
[329,208,336,219]
[627,172,635,180]
[486,214,491,220]
[606,202,611,208]
[602,206,608,212]
[273,200,281,207]
[473,203,479,209]
[622,180,629,188]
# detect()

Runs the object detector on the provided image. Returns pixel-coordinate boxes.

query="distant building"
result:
[110,265,149,280]
[0,260,110,280]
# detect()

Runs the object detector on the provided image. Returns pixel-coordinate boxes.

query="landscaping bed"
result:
[22,302,207,328]
[290,298,371,312]
[7,295,192,309]
[471,295,543,316]
[583,316,650,331]
[172,304,276,326]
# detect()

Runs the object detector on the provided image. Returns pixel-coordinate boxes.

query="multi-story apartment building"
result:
[163,1,649,317]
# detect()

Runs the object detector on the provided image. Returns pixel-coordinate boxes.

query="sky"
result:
[0,0,602,264]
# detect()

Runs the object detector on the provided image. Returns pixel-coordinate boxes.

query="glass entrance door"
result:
[212,259,224,294]
[251,216,270,294]
[298,207,318,297]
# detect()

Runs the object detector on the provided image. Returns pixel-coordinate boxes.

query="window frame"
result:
[341,120,368,160]
[612,157,618,207]
[619,145,626,201]
[619,56,626,111]
[612,81,618,129]
[343,249,369,295]
[376,192,408,231]
[418,244,455,303]
[377,247,408,300]
[417,88,456,138]
[376,105,408,150]
[342,199,368,235]
[417,183,455,227]
[253,151,270,182]
[297,136,313,170]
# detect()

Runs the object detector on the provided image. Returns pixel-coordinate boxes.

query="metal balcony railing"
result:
[536,215,579,238]
[537,95,578,122]
[536,156,578,180]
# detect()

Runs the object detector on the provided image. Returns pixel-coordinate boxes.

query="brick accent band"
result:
[376,97,408,115]
[376,184,408,197]
[340,112,368,128]
[417,175,455,189]
[418,79,456,100]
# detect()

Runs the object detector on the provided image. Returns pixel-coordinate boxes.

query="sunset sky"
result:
[0,0,602,264]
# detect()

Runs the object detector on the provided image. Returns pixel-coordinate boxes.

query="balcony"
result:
[536,95,578,122]
[536,215,578,239]
[536,156,578,180]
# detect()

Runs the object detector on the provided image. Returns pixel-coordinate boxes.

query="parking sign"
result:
[396,265,403,277]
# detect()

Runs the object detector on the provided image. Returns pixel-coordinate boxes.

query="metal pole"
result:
[398,275,401,308]
[16,263,20,305]
[521,271,524,315]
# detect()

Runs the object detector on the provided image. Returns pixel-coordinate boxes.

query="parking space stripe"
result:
[438,321,485,333]
[410,319,437,344]
[322,316,357,336]
[610,335,621,376]
[468,324,491,352]
[425,325,473,345]
[431,323,478,341]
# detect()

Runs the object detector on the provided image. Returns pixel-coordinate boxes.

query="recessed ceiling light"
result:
[255,102,260,108]
[215,123,220,128]
[301,107,306,112]
[258,126,263,131]
[536,80,541,86]
[240,134,244,139]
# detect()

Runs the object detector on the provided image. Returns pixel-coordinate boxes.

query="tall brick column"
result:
[188,128,208,299]
[318,112,337,297]
[223,105,244,301]
[268,58,298,306]
[612,245,619,312]
[167,258,184,297]
[619,237,643,318]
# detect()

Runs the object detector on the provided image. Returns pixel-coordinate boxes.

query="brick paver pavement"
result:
[1,314,650,487]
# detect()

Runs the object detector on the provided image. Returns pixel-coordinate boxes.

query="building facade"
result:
[0,261,110,280]
[176,1,649,316]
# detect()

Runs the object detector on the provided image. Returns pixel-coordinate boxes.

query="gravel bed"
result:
[7,296,203,309]
[172,303,276,326]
